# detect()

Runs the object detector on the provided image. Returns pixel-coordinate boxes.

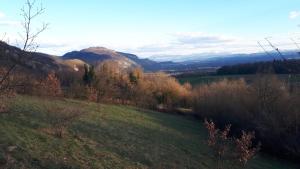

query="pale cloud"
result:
[30,31,300,60]
[125,32,256,58]
[0,11,5,18]
[289,11,300,19]
[0,20,20,26]
[175,32,236,45]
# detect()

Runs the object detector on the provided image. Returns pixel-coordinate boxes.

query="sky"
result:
[1,0,300,59]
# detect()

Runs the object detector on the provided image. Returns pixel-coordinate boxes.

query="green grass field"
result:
[177,74,300,86]
[0,96,297,169]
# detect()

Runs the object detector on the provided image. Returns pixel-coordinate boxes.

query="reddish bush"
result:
[236,131,260,165]
[86,86,98,102]
[35,72,62,97]
[0,68,16,114]
[204,119,259,169]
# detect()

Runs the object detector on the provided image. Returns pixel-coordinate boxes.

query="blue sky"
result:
[1,0,300,58]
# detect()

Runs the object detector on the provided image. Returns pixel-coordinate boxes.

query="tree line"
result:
[217,59,300,75]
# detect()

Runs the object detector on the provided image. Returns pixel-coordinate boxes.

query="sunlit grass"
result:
[0,95,297,169]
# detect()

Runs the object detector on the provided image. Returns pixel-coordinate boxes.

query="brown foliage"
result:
[193,79,251,125]
[93,61,122,102]
[204,119,259,169]
[0,68,16,114]
[195,75,300,159]
[143,73,191,110]
[250,75,300,158]
[79,62,191,109]
[48,60,193,110]
[86,86,98,102]
[35,72,62,97]
[236,131,260,165]
[64,81,86,99]
[204,119,232,169]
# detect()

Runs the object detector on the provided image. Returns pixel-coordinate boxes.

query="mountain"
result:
[182,51,300,65]
[148,51,300,73]
[116,52,163,71]
[0,41,84,74]
[0,41,60,73]
[61,47,218,72]
[62,47,140,70]
[3,41,300,74]
[62,47,188,72]
[149,51,300,63]
[0,43,161,73]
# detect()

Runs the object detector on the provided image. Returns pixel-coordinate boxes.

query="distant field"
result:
[0,96,297,169]
[177,74,300,86]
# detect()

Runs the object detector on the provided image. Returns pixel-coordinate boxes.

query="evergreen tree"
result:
[83,64,95,86]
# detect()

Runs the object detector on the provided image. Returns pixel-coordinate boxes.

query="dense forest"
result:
[217,59,300,75]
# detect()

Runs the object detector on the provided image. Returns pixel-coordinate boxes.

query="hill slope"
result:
[0,41,61,73]
[62,47,140,70]
[0,96,297,169]
[0,41,84,73]
[116,52,162,71]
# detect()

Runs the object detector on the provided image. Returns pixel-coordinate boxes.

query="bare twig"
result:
[1,33,7,42]
[0,0,48,94]
[0,64,17,91]
[19,0,49,52]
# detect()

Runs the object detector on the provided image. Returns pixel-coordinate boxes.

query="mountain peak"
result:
[81,47,116,54]
[62,46,162,71]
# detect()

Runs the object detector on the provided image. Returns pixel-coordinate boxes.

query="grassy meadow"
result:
[0,95,297,169]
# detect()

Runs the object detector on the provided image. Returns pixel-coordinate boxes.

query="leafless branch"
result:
[1,33,7,42]
[19,0,49,52]
[1,0,48,93]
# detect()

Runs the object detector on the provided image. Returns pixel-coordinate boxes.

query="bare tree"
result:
[0,0,48,93]
[19,0,49,52]
[1,33,8,43]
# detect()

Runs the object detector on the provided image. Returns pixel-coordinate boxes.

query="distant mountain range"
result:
[149,51,300,63]
[1,41,300,74]
[149,51,300,73]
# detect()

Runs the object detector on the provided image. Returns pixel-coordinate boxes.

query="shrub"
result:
[64,81,86,99]
[235,131,260,166]
[250,75,300,158]
[0,97,10,114]
[0,88,15,114]
[81,63,192,110]
[193,79,251,127]
[35,72,62,97]
[143,73,190,111]
[86,86,98,102]
[195,75,300,159]
[0,68,16,114]
[130,74,158,108]
[204,119,259,169]
[92,61,122,102]
[45,105,86,138]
